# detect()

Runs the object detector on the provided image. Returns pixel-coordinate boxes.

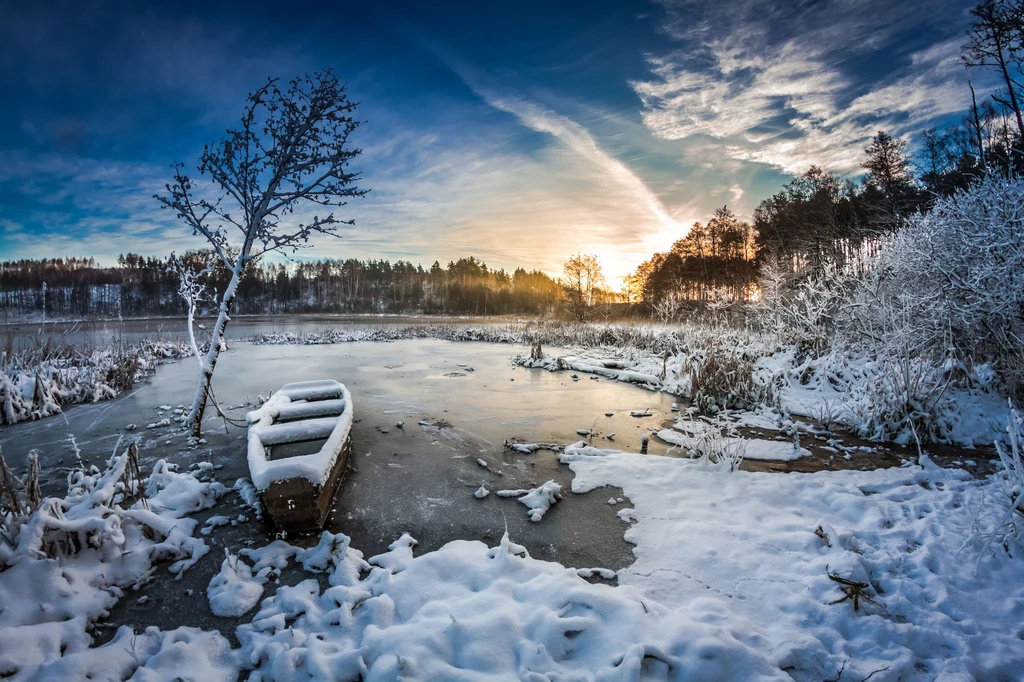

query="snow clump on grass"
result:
[0,442,229,680]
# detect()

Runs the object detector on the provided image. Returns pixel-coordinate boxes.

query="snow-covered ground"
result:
[2,325,1021,680]
[3,427,1022,680]
[562,442,1024,680]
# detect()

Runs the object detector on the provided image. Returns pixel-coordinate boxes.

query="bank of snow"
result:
[560,442,1024,681]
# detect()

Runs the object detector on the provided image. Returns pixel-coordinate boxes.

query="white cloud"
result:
[632,0,989,174]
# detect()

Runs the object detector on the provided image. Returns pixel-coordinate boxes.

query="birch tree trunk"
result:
[186,266,241,436]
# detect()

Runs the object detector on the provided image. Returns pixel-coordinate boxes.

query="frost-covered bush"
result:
[853,177,1024,396]
[684,419,746,470]
[757,265,850,355]
[848,352,956,446]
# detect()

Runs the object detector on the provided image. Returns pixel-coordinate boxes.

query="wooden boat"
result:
[246,380,353,530]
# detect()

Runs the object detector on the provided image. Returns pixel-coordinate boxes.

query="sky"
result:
[0,0,994,286]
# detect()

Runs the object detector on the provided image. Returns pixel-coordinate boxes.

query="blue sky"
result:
[0,0,991,285]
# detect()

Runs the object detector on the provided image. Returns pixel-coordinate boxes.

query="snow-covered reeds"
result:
[990,404,1024,554]
[249,319,768,357]
[683,419,746,470]
[0,337,191,425]
[1,438,221,593]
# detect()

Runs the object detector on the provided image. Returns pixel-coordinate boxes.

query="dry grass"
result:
[688,342,760,412]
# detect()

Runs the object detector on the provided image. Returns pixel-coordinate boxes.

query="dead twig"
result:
[827,569,886,613]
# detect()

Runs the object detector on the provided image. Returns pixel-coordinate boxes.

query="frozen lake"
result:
[0,314,517,350]
[0,338,679,633]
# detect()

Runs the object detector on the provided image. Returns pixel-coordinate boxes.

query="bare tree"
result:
[562,254,604,322]
[156,70,367,435]
[653,291,684,324]
[169,254,212,368]
[963,0,1024,142]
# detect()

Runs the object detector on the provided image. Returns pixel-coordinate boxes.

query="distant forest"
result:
[629,121,1021,311]
[0,256,562,319]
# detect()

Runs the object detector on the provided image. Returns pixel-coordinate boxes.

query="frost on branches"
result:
[876,176,1024,395]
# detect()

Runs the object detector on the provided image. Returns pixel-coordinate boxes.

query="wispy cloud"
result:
[337,103,699,285]
[632,0,987,174]
[416,61,702,282]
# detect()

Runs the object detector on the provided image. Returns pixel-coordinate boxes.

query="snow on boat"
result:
[246,380,353,530]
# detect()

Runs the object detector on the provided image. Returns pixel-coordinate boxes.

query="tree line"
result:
[0,254,562,320]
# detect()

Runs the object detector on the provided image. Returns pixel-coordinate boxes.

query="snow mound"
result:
[517,480,562,522]
[207,550,264,617]
[232,530,786,681]
[561,441,1024,680]
[0,447,227,679]
[656,428,810,461]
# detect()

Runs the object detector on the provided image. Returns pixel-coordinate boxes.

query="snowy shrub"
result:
[856,176,1024,396]
[756,265,851,356]
[688,342,760,412]
[686,420,746,470]
[847,352,956,446]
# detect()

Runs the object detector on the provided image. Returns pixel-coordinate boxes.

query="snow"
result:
[474,485,489,499]
[560,442,1024,680]
[207,550,265,617]
[229,530,786,681]
[246,380,353,491]
[0,448,229,680]
[516,480,562,522]
[655,427,811,461]
[576,567,617,580]
[233,478,263,519]
[504,440,559,454]
[5,424,1023,680]
[496,488,528,497]
[201,515,231,535]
